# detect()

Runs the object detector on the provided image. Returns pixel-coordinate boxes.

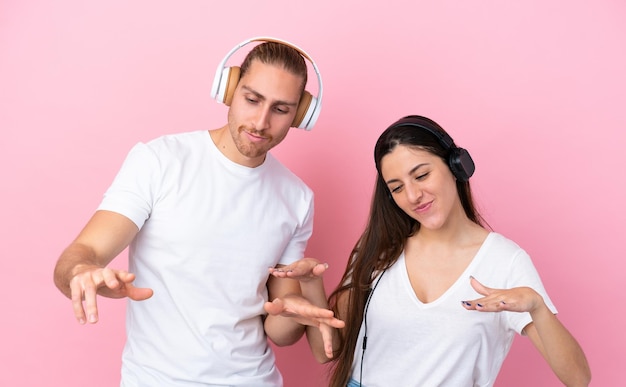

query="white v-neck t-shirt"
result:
[350,232,556,387]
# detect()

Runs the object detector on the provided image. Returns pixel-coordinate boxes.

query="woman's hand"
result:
[461,276,544,313]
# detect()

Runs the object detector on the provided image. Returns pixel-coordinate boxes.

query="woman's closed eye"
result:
[415,172,430,181]
[390,173,429,193]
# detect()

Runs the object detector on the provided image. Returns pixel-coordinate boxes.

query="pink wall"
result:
[2,1,624,385]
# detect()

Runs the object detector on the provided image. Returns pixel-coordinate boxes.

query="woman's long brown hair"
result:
[327,116,485,387]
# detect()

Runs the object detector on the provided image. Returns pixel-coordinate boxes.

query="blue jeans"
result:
[347,379,361,387]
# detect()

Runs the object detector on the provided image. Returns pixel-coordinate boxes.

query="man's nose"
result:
[253,106,271,131]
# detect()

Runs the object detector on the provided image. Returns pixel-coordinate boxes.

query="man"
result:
[54,38,343,386]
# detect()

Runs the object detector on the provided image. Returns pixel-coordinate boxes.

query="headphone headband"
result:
[389,115,476,182]
[389,115,455,149]
[210,37,323,130]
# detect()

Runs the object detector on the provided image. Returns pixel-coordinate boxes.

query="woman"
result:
[327,115,590,387]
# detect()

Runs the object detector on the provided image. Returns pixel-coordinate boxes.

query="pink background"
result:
[1,1,624,386]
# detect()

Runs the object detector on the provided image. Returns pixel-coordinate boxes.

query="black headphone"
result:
[388,115,475,182]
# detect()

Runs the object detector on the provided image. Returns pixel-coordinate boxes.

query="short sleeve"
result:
[277,193,314,266]
[505,249,558,334]
[97,142,161,229]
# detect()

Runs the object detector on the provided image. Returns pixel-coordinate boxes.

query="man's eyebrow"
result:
[241,85,298,106]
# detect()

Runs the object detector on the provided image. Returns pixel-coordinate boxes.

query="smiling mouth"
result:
[243,130,268,142]
[414,201,432,212]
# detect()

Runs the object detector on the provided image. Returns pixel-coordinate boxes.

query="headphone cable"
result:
[359,268,387,386]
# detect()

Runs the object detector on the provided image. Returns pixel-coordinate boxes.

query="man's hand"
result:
[264,294,345,358]
[268,257,328,282]
[69,265,153,324]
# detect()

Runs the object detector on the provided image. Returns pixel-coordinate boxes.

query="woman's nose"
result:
[405,183,423,203]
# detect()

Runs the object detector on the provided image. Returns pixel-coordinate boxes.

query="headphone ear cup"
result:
[212,66,231,104]
[448,148,475,182]
[292,90,313,129]
[222,66,241,106]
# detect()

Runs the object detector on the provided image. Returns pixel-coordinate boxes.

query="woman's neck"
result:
[413,213,487,248]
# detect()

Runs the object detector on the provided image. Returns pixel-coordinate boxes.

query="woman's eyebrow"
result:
[385,163,428,185]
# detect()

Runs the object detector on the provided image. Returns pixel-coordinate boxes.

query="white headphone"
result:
[210,36,323,131]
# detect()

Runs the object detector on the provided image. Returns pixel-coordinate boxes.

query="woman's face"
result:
[380,144,463,231]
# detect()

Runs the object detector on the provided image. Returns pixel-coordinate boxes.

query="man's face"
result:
[226,60,304,167]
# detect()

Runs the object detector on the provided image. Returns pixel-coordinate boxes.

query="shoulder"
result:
[483,232,525,254]
[477,232,533,270]
[124,130,210,166]
[143,130,208,153]
[265,154,313,197]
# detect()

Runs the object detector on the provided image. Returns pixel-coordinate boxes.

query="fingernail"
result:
[469,275,475,280]
[78,318,86,325]
[461,301,471,307]
[89,314,97,323]
[500,301,506,305]
[323,263,329,269]
[476,303,483,308]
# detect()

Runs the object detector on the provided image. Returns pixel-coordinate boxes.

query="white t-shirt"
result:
[98,130,314,386]
[351,232,556,387]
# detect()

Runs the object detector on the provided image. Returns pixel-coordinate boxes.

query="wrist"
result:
[299,278,328,306]
[529,294,549,317]
[71,263,100,277]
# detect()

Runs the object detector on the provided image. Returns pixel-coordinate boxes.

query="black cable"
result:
[359,268,387,387]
